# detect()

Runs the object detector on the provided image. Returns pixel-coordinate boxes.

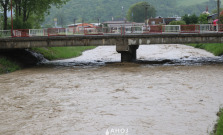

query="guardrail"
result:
[0,30,11,38]
[0,24,222,38]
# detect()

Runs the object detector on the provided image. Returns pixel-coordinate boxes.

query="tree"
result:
[220,14,223,24]
[0,0,9,30]
[212,8,223,14]
[190,14,198,24]
[13,0,69,29]
[198,14,208,24]
[182,14,190,24]
[169,21,186,25]
[0,0,69,30]
[126,1,156,22]
[0,7,3,29]
[182,14,198,24]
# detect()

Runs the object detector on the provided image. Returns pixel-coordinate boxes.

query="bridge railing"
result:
[102,27,115,34]
[84,27,103,35]
[47,28,66,36]
[13,29,30,37]
[143,25,163,34]
[218,24,223,32]
[180,25,200,33]
[1,24,223,38]
[64,28,73,35]
[29,29,45,36]
[162,25,181,33]
[0,30,11,38]
[102,27,124,35]
[200,24,211,33]
[125,26,143,34]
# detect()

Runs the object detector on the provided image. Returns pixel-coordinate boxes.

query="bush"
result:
[188,43,223,56]
[0,57,20,74]
[31,46,96,60]
[213,109,223,135]
[169,21,186,25]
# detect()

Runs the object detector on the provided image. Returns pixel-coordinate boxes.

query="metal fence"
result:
[0,24,222,38]
[125,26,143,34]
[0,30,11,38]
[13,29,30,37]
[29,29,45,36]
[47,28,66,36]
[84,27,103,35]
[163,25,181,33]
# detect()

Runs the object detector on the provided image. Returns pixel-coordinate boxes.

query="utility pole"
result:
[73,18,76,25]
[11,0,13,36]
[144,4,149,29]
[82,18,84,33]
[0,10,2,30]
[97,17,100,26]
[122,6,124,21]
[218,0,220,21]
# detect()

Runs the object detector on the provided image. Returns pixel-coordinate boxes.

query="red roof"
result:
[77,23,96,28]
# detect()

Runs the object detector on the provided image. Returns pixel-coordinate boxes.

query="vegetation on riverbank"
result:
[189,43,223,56]
[0,57,21,74]
[31,46,96,60]
[213,108,223,135]
[0,47,96,74]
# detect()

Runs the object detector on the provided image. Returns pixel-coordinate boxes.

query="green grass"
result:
[31,46,96,60]
[214,108,223,135]
[0,57,20,74]
[188,43,223,56]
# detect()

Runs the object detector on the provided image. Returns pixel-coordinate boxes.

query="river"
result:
[0,44,223,135]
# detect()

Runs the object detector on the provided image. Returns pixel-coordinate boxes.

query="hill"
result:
[177,0,209,6]
[43,0,218,26]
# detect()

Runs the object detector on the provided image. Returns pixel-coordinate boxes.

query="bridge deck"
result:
[0,33,223,49]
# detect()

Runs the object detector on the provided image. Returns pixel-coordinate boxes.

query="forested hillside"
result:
[43,0,218,26]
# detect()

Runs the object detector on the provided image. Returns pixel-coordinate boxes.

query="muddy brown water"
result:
[1,45,223,135]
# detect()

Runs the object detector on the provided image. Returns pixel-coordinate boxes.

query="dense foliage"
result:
[0,57,20,74]
[215,108,223,135]
[189,43,223,56]
[169,21,186,25]
[0,0,69,29]
[182,14,199,24]
[126,2,156,22]
[43,0,218,26]
[198,14,209,24]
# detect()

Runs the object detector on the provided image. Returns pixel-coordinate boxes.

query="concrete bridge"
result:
[0,33,223,62]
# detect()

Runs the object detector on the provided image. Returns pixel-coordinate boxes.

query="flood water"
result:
[1,44,223,135]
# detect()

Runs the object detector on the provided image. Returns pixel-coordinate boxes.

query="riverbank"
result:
[0,47,96,75]
[0,57,20,74]
[31,46,96,60]
[188,43,223,56]
[214,108,223,135]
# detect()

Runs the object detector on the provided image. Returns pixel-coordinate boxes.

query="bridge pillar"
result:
[117,45,139,62]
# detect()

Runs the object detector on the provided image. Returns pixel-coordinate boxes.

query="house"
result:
[148,17,177,25]
[67,23,80,32]
[103,21,131,28]
[202,6,210,15]
[67,23,99,33]
[102,21,144,33]
[148,18,164,25]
